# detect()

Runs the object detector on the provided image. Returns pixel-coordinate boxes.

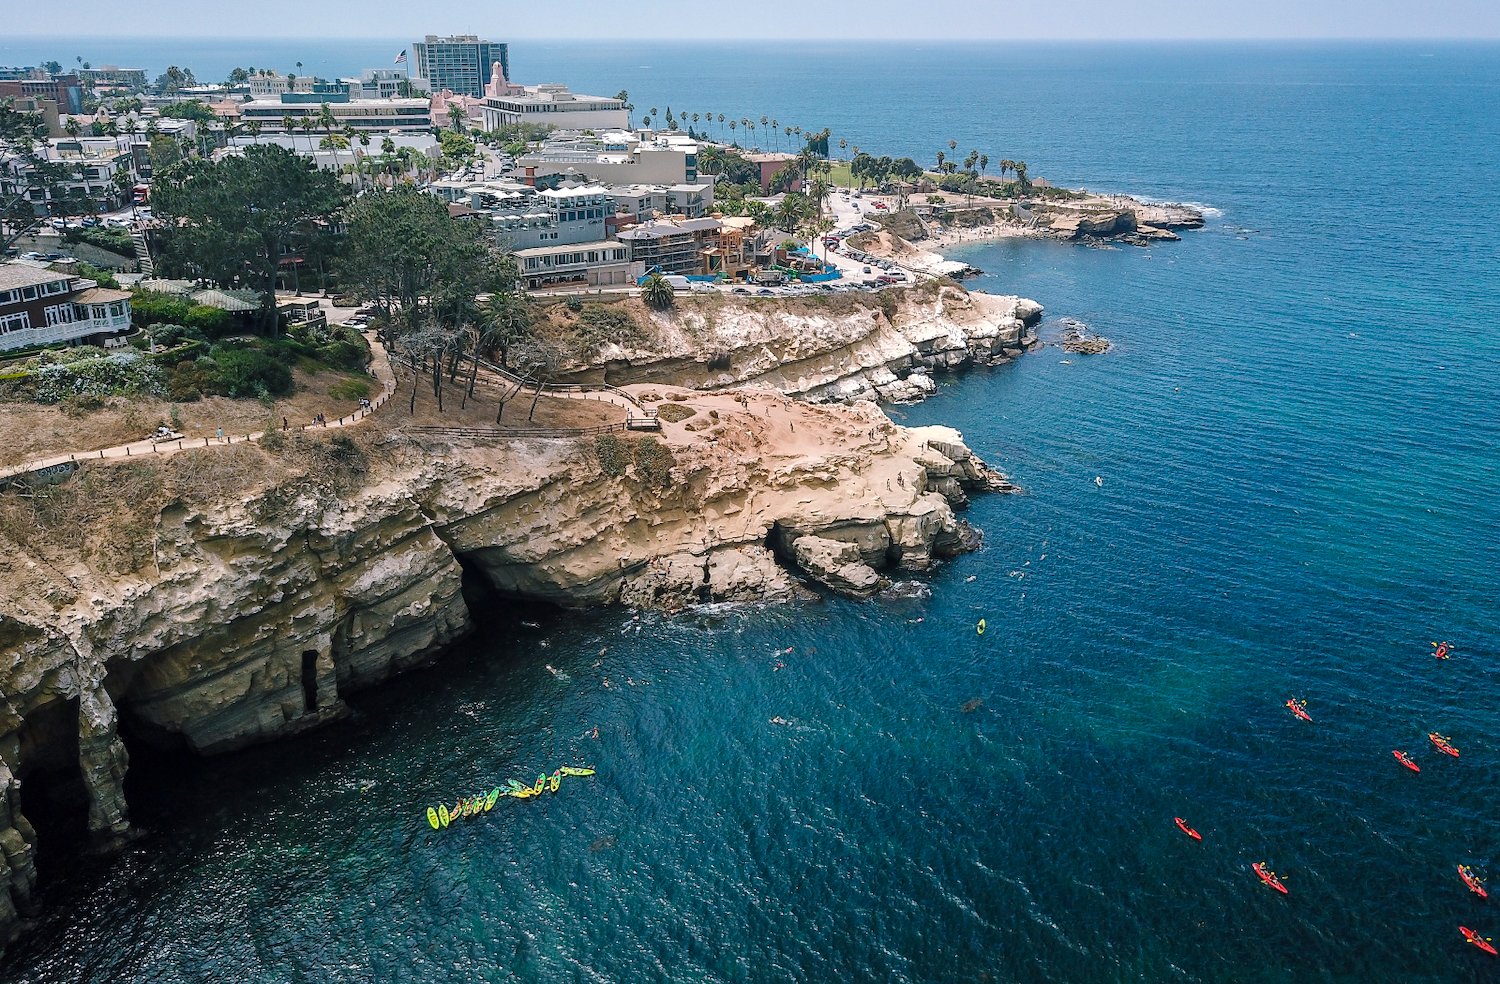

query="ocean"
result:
[4,40,1500,984]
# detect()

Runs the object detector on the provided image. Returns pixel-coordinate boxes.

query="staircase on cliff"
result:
[131,226,153,276]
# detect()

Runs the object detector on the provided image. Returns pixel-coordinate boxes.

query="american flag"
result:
[394,49,407,64]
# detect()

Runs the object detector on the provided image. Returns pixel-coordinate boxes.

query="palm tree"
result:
[717,113,725,138]
[319,133,350,178]
[809,176,830,216]
[447,104,466,132]
[247,120,263,145]
[63,117,81,140]
[948,139,958,154]
[1014,161,1030,195]
[770,118,779,151]
[640,272,675,310]
[300,117,317,153]
[282,114,296,145]
[935,150,945,173]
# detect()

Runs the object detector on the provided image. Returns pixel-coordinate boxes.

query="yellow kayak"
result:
[533,776,545,795]
[548,774,561,793]
[438,804,451,827]
[560,766,596,777]
[426,807,440,830]
[509,788,536,799]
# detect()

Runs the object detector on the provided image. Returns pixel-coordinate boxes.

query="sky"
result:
[6,0,1500,40]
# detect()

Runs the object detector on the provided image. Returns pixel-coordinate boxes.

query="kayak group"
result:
[1178,641,1493,956]
[424,766,596,829]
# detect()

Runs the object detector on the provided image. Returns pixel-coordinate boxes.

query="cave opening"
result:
[301,650,319,713]
[13,697,90,874]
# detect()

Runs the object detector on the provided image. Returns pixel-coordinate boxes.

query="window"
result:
[21,286,38,300]
[0,312,30,333]
[44,304,71,327]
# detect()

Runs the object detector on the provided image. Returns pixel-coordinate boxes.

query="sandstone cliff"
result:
[551,282,1042,405]
[0,388,1005,948]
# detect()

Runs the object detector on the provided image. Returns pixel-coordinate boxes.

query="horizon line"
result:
[6,34,1500,43]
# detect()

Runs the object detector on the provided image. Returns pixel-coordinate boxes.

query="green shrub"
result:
[594,433,627,476]
[575,304,643,354]
[210,347,293,398]
[32,351,166,403]
[632,437,674,488]
[655,403,696,423]
[183,304,231,336]
[565,295,584,312]
[131,291,193,329]
[151,323,208,349]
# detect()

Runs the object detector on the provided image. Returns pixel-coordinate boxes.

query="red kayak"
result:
[1286,699,1312,722]
[1460,865,1489,899]
[1462,927,1497,955]
[1433,641,1451,660]
[1393,750,1420,773]
[1430,733,1460,757]
[1253,862,1288,895]
[1174,817,1202,841]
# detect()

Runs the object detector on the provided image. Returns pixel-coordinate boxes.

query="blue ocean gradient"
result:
[2,41,1499,984]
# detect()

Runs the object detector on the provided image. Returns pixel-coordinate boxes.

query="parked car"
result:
[731,287,750,294]
[862,266,872,274]
[756,288,774,296]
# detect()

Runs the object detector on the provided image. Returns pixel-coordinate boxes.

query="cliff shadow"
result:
[11,697,90,875]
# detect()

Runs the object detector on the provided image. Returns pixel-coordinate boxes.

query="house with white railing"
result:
[0,262,132,351]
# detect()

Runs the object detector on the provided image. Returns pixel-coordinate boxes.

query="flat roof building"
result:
[412,35,508,99]
[239,93,432,133]
[513,240,641,292]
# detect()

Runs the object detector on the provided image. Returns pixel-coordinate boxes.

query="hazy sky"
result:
[7,0,1500,39]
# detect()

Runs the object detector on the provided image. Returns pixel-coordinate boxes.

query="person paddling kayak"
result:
[1174,817,1202,841]
[1394,750,1421,773]
[1433,641,1452,660]
[1430,732,1460,757]
[1460,865,1489,899]
[1253,862,1288,894]
[1461,927,1497,955]
[1286,698,1312,722]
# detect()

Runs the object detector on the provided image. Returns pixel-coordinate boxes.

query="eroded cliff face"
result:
[559,282,1043,405]
[0,387,1006,949]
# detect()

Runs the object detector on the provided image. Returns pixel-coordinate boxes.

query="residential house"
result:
[513,241,640,291]
[0,262,132,351]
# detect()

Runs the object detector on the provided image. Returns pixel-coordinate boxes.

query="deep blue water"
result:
[5,40,1500,984]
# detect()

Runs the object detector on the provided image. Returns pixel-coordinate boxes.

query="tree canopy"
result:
[149,144,347,329]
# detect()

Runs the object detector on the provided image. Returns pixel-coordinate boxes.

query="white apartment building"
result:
[516,132,699,188]
[481,82,629,133]
[239,94,432,133]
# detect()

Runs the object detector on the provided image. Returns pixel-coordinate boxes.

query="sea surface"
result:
[4,40,1500,984]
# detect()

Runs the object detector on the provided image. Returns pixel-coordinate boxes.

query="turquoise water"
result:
[5,42,1500,983]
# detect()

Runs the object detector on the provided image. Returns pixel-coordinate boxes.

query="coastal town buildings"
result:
[0,137,137,215]
[77,66,148,91]
[0,75,83,115]
[476,61,627,132]
[742,152,803,194]
[616,217,750,278]
[513,240,641,291]
[0,261,132,351]
[238,92,433,133]
[516,131,698,188]
[221,133,440,177]
[411,35,508,98]
[608,182,715,223]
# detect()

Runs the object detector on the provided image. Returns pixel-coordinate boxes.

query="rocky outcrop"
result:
[0,388,1007,950]
[790,535,884,597]
[567,284,1042,407]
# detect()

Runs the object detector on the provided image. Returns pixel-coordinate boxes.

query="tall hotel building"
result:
[410,35,509,97]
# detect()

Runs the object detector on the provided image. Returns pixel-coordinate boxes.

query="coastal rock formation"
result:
[0,387,1005,949]
[790,536,885,598]
[565,283,1042,406]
